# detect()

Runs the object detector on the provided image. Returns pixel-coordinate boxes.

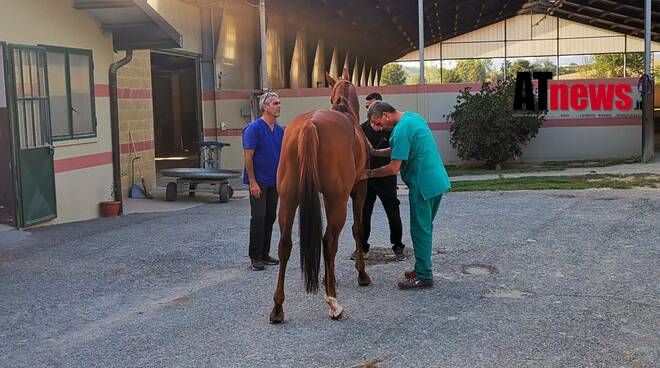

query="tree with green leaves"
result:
[507,59,557,78]
[409,64,443,84]
[380,63,406,85]
[454,59,492,82]
[448,80,546,168]
[590,53,645,78]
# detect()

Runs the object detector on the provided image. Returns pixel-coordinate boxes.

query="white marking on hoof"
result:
[325,296,344,319]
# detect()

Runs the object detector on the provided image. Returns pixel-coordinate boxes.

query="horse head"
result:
[326,68,360,124]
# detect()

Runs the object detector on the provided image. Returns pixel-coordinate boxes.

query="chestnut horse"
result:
[270,69,371,323]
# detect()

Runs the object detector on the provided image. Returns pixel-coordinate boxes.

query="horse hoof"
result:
[269,305,285,324]
[358,273,372,286]
[330,309,346,320]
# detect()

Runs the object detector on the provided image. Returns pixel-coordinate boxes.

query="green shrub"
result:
[448,80,546,168]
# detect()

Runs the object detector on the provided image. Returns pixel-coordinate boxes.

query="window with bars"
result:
[12,47,50,149]
[45,47,96,141]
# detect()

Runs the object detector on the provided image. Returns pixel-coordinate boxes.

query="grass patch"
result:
[445,157,640,177]
[450,174,660,192]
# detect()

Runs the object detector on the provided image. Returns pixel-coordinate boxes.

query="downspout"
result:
[109,50,133,214]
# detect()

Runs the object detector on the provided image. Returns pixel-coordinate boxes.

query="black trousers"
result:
[249,184,278,261]
[362,175,404,252]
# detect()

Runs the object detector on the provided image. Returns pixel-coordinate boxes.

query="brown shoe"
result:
[404,269,416,280]
[263,255,279,265]
[251,259,265,271]
[398,277,433,290]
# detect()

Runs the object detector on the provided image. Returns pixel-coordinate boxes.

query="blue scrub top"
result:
[242,118,284,187]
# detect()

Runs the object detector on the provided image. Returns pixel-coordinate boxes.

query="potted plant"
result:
[99,183,121,217]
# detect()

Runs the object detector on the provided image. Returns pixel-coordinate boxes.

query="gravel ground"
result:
[1,189,658,367]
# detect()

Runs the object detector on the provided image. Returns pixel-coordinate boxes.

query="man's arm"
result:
[368,159,402,178]
[371,147,391,157]
[244,149,261,198]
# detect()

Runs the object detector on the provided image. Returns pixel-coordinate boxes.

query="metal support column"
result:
[642,0,655,162]
[259,0,268,91]
[418,0,424,85]
[624,35,627,77]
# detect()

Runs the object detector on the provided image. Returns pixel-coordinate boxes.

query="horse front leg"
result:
[270,198,296,324]
[323,198,347,320]
[351,180,372,286]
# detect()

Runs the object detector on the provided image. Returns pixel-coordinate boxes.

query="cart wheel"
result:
[228,186,234,198]
[189,183,197,198]
[166,182,177,202]
[219,184,230,203]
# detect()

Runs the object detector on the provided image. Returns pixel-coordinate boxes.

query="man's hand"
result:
[250,182,261,198]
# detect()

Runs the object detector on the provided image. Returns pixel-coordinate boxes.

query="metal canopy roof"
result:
[74,0,182,50]
[266,0,659,66]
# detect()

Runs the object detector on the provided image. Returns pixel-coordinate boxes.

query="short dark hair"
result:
[367,101,396,120]
[365,92,382,101]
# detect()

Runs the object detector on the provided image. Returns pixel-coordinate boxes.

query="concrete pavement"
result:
[1,189,658,367]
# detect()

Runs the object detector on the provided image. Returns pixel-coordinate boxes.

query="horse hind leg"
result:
[351,180,371,286]
[322,195,348,320]
[270,197,297,324]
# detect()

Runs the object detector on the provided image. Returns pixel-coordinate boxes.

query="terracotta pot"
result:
[99,201,121,217]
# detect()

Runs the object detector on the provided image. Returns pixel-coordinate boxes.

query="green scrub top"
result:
[389,112,451,200]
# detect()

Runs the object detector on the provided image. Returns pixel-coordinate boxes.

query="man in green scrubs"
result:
[366,101,451,290]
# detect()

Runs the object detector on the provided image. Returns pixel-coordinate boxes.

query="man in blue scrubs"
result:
[243,91,284,271]
[366,101,451,289]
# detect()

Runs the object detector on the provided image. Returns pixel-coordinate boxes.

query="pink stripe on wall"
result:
[428,122,451,131]
[204,128,243,137]
[202,91,216,101]
[120,139,154,154]
[214,90,252,100]
[95,84,110,97]
[203,118,638,137]
[94,84,152,99]
[117,88,151,99]
[540,117,641,128]
[54,152,113,173]
[429,117,641,131]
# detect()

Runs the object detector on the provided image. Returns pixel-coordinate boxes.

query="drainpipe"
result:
[109,50,133,214]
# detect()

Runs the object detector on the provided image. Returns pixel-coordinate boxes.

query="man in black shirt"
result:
[352,92,407,261]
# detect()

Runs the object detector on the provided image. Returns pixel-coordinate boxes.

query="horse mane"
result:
[331,81,359,124]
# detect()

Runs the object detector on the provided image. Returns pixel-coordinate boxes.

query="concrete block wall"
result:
[116,51,156,196]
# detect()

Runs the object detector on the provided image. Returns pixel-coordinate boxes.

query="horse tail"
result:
[298,121,322,294]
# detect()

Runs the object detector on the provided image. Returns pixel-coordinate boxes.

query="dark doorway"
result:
[150,52,201,172]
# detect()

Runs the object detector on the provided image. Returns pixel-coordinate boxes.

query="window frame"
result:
[10,45,51,150]
[42,45,97,141]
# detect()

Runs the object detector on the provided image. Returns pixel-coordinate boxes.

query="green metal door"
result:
[8,46,56,227]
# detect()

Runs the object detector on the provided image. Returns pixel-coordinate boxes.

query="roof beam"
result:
[73,0,134,9]
[552,8,660,38]
[562,1,645,25]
